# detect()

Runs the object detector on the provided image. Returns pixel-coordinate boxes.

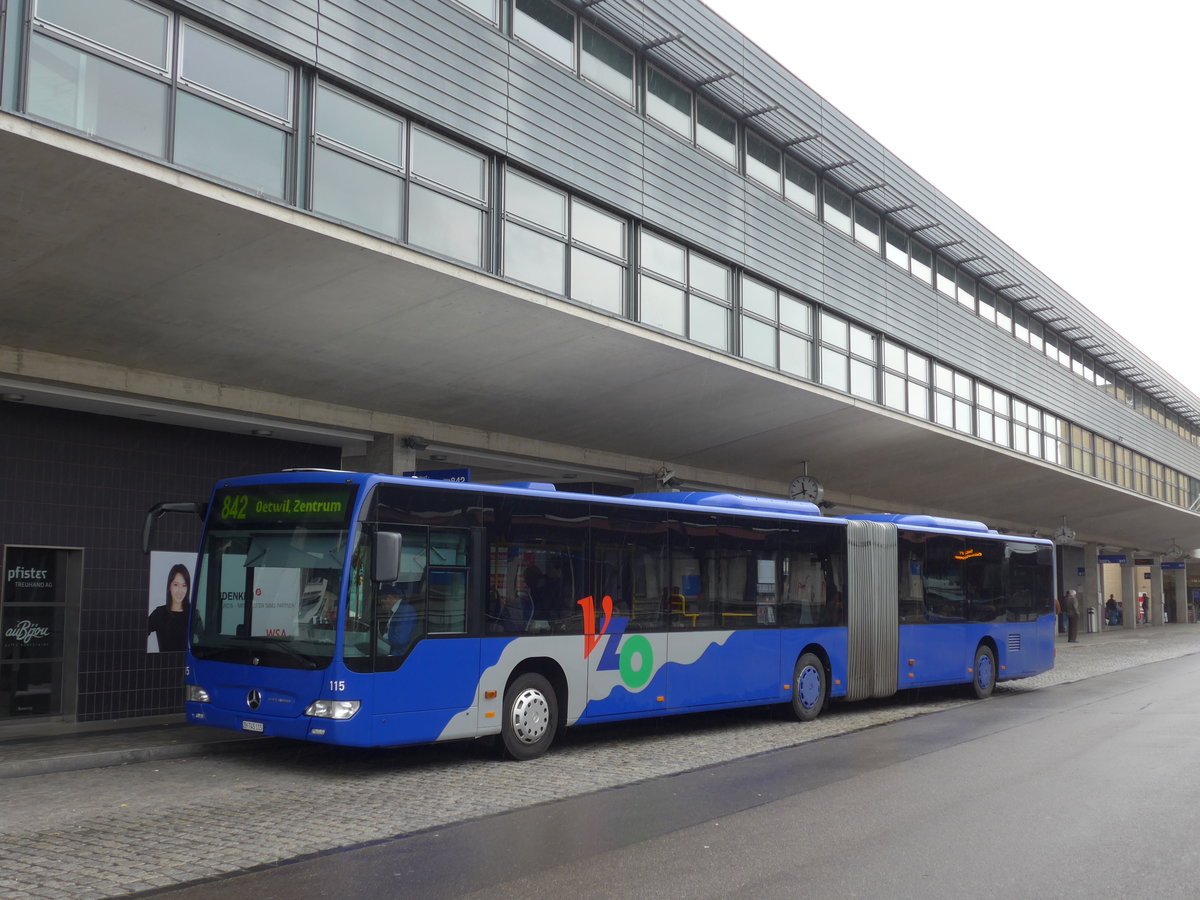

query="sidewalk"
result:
[0,718,276,779]
[1,622,1197,780]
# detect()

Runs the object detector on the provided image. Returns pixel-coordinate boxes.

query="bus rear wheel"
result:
[791,652,826,722]
[501,673,558,760]
[970,644,996,699]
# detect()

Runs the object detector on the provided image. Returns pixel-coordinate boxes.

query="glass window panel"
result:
[977,288,995,324]
[572,200,625,258]
[956,271,974,309]
[181,26,291,121]
[513,0,575,68]
[581,25,633,103]
[639,276,685,335]
[853,203,880,252]
[884,372,906,410]
[850,358,876,400]
[504,222,565,294]
[976,384,994,411]
[910,241,933,284]
[746,132,781,192]
[820,347,848,392]
[1013,423,1028,454]
[995,299,1012,332]
[779,294,811,334]
[907,352,929,382]
[27,35,168,157]
[505,170,566,234]
[780,332,811,378]
[936,258,956,298]
[994,418,1010,447]
[908,382,929,419]
[885,224,908,268]
[741,316,776,366]
[741,277,776,320]
[820,312,848,350]
[311,146,402,238]
[36,0,170,70]
[640,232,685,282]
[955,400,972,434]
[646,67,691,137]
[411,129,486,201]
[823,183,852,234]
[1027,320,1042,351]
[954,372,972,399]
[696,100,736,165]
[933,363,954,392]
[453,0,498,20]
[784,158,818,215]
[174,92,286,198]
[849,325,875,360]
[977,412,994,443]
[408,184,484,266]
[690,296,729,350]
[988,391,1008,420]
[570,249,623,314]
[689,253,729,301]
[935,392,954,427]
[883,340,906,372]
[1014,312,1029,344]
[315,85,403,167]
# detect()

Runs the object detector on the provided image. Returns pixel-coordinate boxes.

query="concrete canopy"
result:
[3,116,1198,555]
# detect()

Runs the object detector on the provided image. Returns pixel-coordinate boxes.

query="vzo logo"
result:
[577,595,653,690]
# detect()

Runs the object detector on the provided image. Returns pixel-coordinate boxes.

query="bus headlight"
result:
[305,699,361,720]
[186,684,211,704]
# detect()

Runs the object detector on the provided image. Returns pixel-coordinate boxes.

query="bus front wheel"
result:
[501,673,558,760]
[970,645,996,699]
[791,652,827,722]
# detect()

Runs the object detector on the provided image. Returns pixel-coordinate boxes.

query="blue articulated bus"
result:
[146,471,1056,760]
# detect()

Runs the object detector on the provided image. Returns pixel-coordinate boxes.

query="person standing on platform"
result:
[1063,589,1080,642]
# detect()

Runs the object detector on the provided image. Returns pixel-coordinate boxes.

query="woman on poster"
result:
[148,563,191,652]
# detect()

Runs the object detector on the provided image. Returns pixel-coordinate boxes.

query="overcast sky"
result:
[702,0,1200,399]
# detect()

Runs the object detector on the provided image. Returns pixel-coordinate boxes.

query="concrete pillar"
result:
[343,434,417,475]
[1150,557,1166,625]
[1083,544,1100,633]
[1171,565,1188,624]
[1122,561,1137,630]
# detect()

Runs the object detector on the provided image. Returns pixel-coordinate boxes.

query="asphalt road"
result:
[147,649,1200,900]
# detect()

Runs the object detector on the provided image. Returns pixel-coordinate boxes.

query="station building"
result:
[2,0,1199,732]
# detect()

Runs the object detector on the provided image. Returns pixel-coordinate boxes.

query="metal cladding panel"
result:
[845,520,898,702]
[818,232,894,325]
[180,0,318,61]
[505,54,649,214]
[743,201,825,301]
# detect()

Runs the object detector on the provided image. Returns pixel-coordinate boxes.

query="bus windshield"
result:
[190,483,358,670]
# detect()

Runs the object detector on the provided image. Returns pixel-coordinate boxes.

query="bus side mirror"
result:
[142,501,207,553]
[373,531,402,583]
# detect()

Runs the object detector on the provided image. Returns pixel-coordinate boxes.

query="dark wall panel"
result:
[0,404,339,723]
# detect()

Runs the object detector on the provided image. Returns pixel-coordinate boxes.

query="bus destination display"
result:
[212,486,356,528]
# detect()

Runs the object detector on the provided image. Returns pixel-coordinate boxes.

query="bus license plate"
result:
[241,720,264,733]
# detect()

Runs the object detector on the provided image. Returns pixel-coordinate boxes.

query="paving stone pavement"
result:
[1,625,1197,899]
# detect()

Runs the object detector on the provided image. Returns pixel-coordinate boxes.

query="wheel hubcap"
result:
[977,655,994,691]
[797,665,822,709]
[510,688,550,744]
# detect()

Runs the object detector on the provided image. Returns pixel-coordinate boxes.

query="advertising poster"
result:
[147,551,194,653]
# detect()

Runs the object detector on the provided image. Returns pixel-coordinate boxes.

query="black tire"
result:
[501,673,558,761]
[970,644,996,700]
[790,652,827,722]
